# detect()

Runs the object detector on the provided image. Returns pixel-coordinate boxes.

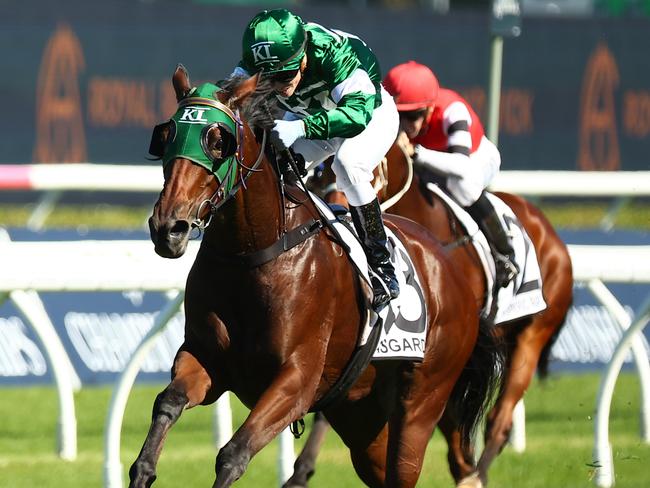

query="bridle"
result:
[185,97,268,233]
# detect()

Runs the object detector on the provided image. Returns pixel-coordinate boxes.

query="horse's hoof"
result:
[457,473,483,488]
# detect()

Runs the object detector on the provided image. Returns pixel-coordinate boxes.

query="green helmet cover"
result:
[242,9,307,74]
[162,83,239,193]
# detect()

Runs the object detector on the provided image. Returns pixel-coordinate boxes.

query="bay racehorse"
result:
[286,135,574,488]
[129,66,503,488]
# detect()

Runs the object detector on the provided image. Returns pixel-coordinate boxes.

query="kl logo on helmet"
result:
[251,41,278,65]
[180,108,208,123]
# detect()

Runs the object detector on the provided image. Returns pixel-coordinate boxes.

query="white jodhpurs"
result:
[445,136,501,206]
[290,87,399,206]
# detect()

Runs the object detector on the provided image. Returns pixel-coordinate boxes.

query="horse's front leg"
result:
[129,349,218,488]
[213,360,321,488]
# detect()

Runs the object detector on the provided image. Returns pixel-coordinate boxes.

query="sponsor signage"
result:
[1,2,649,170]
[0,292,183,386]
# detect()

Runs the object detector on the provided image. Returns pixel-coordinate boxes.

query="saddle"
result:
[307,195,429,411]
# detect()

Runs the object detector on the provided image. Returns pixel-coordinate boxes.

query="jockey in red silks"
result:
[383,60,518,288]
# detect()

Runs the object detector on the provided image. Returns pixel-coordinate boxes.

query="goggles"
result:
[399,108,429,122]
[265,68,300,85]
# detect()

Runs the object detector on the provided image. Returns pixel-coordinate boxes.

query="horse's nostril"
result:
[170,220,190,236]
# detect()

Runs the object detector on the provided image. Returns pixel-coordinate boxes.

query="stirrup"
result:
[370,271,398,312]
[371,278,391,312]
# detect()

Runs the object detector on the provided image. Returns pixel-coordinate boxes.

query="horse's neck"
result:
[204,158,283,256]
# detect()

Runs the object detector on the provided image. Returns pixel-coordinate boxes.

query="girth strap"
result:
[216,219,323,268]
[310,314,383,413]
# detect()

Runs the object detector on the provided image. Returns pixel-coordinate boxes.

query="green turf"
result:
[0,373,647,487]
[0,204,153,230]
[0,201,648,230]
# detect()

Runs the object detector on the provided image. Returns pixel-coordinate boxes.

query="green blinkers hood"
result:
[162,83,241,193]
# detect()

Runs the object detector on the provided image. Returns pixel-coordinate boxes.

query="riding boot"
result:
[466,192,519,288]
[350,198,400,310]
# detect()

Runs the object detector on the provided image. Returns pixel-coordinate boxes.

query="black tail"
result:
[537,304,572,379]
[445,317,505,450]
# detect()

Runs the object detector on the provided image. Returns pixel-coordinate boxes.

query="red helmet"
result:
[383,61,439,111]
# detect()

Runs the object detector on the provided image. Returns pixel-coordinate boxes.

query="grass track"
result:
[0,373,648,487]
[0,201,648,230]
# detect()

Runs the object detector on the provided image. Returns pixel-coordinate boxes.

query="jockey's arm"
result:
[303,62,378,140]
[302,90,375,139]
[415,101,474,178]
[415,146,470,178]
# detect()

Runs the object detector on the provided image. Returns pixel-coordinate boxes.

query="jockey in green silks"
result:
[232,8,399,310]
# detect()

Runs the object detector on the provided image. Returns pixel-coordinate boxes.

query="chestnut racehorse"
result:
[129,67,503,488]
[286,136,574,487]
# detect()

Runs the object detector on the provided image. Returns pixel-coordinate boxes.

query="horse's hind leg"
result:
[129,349,214,488]
[477,320,558,484]
[282,412,330,488]
[438,411,480,486]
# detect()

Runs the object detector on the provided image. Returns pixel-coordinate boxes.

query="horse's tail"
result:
[537,301,572,379]
[446,317,505,450]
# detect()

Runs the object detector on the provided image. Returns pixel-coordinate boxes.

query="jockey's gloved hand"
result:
[272,119,305,149]
[413,144,443,165]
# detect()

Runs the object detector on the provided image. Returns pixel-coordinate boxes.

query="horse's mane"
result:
[219,75,301,185]
[219,75,282,131]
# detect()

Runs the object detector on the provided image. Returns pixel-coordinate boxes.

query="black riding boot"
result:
[466,192,519,288]
[350,199,400,310]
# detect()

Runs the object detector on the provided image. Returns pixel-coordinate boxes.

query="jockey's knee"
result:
[447,178,483,207]
[331,160,373,186]
[331,161,376,206]
[340,181,376,207]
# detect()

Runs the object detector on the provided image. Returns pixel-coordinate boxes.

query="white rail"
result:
[0,164,163,192]
[1,165,648,230]
[103,291,184,488]
[491,171,650,197]
[566,247,650,487]
[0,239,199,465]
[1,164,649,195]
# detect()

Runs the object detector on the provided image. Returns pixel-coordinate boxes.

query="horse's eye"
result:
[202,126,224,161]
[202,124,236,162]
[209,138,224,160]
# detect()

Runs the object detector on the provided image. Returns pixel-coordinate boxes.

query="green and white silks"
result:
[237,22,383,141]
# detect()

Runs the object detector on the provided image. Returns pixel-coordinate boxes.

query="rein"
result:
[191,130,267,232]
[378,135,414,212]
[199,128,330,267]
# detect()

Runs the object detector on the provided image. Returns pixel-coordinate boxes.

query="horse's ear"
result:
[230,72,261,108]
[172,64,192,102]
